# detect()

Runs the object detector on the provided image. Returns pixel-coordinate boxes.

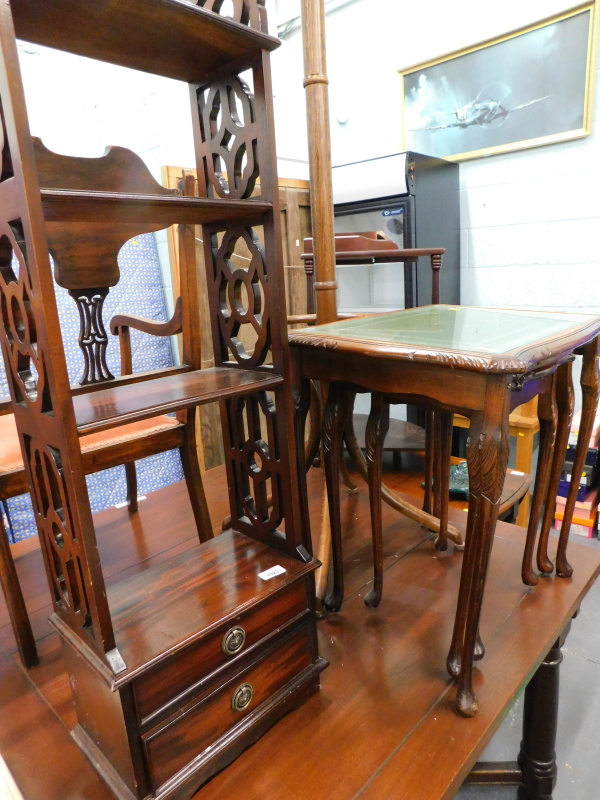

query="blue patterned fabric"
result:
[1,233,184,543]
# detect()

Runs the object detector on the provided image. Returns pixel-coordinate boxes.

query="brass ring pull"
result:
[222,626,246,656]
[231,683,253,713]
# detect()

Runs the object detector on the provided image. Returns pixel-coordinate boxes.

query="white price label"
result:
[258,565,287,581]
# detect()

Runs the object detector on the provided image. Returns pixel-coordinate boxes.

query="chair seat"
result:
[0,413,180,477]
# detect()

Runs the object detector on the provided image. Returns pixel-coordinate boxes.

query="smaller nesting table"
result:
[289,304,600,716]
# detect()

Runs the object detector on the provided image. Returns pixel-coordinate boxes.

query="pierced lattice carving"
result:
[0,224,51,411]
[210,226,271,366]
[196,0,267,32]
[226,391,283,540]
[25,437,92,632]
[69,287,114,385]
[196,75,259,200]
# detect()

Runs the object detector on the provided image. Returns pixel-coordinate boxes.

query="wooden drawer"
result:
[133,579,308,724]
[143,624,313,791]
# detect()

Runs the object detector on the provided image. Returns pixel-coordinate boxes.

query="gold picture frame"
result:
[399,2,598,162]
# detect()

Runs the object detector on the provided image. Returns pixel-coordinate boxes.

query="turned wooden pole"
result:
[301,0,337,325]
[300,0,338,605]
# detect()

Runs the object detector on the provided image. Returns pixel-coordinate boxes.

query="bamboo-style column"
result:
[301,0,337,605]
[301,0,337,326]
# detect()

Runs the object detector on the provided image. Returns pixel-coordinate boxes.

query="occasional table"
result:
[289,304,600,716]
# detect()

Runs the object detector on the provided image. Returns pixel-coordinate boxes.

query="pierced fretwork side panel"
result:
[196,0,267,31]
[222,390,284,545]
[194,73,260,200]
[207,225,272,368]
[68,287,114,385]
[0,53,115,658]
[25,437,93,634]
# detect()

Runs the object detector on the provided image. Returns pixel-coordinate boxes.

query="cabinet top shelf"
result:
[11,0,280,83]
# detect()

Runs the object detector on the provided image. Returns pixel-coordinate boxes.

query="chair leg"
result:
[180,411,213,543]
[364,393,390,609]
[125,462,138,513]
[0,511,38,667]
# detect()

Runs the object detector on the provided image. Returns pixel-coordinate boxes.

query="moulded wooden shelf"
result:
[72,367,283,435]
[106,530,316,683]
[40,189,272,225]
[12,0,280,82]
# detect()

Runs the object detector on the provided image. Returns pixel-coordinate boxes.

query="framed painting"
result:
[400,2,597,161]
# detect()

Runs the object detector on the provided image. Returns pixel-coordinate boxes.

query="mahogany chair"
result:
[0,143,210,669]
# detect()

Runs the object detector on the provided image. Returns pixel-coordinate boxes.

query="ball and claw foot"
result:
[456,688,478,718]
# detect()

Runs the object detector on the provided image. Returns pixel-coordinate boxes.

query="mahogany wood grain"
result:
[143,625,313,791]
[103,530,316,683]
[11,0,279,83]
[72,368,283,435]
[133,581,308,726]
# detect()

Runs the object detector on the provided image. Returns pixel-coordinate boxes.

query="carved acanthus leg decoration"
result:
[557,338,600,578]
[364,393,390,609]
[522,375,557,586]
[69,287,114,385]
[448,378,510,717]
[537,362,574,575]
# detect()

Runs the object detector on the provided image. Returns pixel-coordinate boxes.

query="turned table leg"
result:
[537,362,574,575]
[557,338,599,578]
[322,382,351,613]
[364,392,390,609]
[517,625,569,800]
[522,375,557,586]
[450,378,510,717]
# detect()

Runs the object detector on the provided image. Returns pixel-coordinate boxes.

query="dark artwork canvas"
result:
[402,8,593,160]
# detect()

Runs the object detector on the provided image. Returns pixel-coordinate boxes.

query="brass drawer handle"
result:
[222,626,246,656]
[231,683,253,713]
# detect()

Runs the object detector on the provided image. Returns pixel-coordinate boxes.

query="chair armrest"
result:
[110,297,182,375]
[110,296,182,338]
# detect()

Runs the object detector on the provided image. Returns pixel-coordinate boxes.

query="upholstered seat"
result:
[0,412,180,481]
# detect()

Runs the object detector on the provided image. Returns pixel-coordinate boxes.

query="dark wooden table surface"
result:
[1,465,598,800]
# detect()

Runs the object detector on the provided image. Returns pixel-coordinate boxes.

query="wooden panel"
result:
[106,530,316,681]
[72,367,283,434]
[133,580,308,724]
[11,0,279,83]
[143,625,313,791]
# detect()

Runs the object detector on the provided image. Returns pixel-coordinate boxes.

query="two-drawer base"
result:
[53,532,326,800]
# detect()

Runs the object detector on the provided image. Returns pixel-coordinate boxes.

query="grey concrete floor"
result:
[454,535,600,799]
